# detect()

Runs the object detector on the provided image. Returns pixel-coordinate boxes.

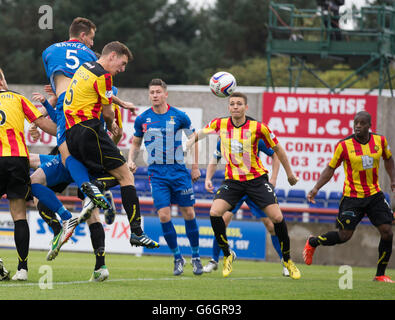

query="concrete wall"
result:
[377,97,395,205]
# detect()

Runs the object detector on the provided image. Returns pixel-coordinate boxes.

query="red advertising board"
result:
[262,92,378,196]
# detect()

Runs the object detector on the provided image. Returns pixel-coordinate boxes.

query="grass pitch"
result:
[0,249,394,300]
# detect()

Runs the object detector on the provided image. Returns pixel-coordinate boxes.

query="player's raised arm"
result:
[112,95,137,115]
[186,119,218,151]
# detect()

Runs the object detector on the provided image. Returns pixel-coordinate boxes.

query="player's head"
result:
[0,68,8,90]
[353,111,371,138]
[228,92,248,120]
[69,17,96,48]
[99,41,133,76]
[148,78,168,107]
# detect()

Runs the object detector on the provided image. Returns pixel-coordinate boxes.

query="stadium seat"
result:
[193,181,207,198]
[135,167,148,176]
[309,190,327,208]
[212,170,225,180]
[135,178,151,195]
[287,189,306,203]
[274,188,286,203]
[327,191,343,208]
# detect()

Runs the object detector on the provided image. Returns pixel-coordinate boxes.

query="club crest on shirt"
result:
[361,155,374,169]
[231,139,243,153]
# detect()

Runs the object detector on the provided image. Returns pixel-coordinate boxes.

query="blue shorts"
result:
[148,164,195,210]
[232,195,268,219]
[55,92,67,146]
[39,154,73,187]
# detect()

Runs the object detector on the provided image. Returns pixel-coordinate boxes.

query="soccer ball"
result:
[209,71,237,98]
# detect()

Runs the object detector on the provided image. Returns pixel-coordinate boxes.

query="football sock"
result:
[271,235,283,259]
[309,231,342,247]
[273,218,290,262]
[31,183,72,220]
[185,218,200,258]
[161,221,182,260]
[210,216,230,257]
[65,155,91,189]
[376,238,392,276]
[121,185,143,236]
[14,220,29,271]
[212,239,221,263]
[89,222,106,270]
[37,201,62,236]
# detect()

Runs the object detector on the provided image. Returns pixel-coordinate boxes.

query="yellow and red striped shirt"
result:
[202,116,278,181]
[64,61,113,129]
[329,133,392,198]
[0,90,42,158]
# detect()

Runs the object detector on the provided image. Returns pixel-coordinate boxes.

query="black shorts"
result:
[336,191,394,230]
[66,119,126,175]
[0,157,32,200]
[214,174,277,210]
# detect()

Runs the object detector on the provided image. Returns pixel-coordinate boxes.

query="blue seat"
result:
[213,170,225,180]
[135,167,148,176]
[199,169,206,179]
[327,191,342,208]
[309,190,326,208]
[328,191,342,201]
[287,189,306,203]
[274,188,286,203]
[327,202,339,208]
[193,181,207,197]
[135,179,150,194]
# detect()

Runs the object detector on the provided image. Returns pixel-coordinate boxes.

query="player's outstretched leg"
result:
[47,215,79,261]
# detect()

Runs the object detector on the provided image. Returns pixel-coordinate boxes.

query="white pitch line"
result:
[0,276,265,288]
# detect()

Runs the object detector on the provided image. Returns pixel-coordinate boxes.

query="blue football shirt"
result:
[134,105,195,166]
[42,39,97,92]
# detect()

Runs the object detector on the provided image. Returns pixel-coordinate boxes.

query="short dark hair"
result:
[69,17,96,38]
[148,78,167,91]
[229,92,247,104]
[354,111,371,125]
[101,41,133,62]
